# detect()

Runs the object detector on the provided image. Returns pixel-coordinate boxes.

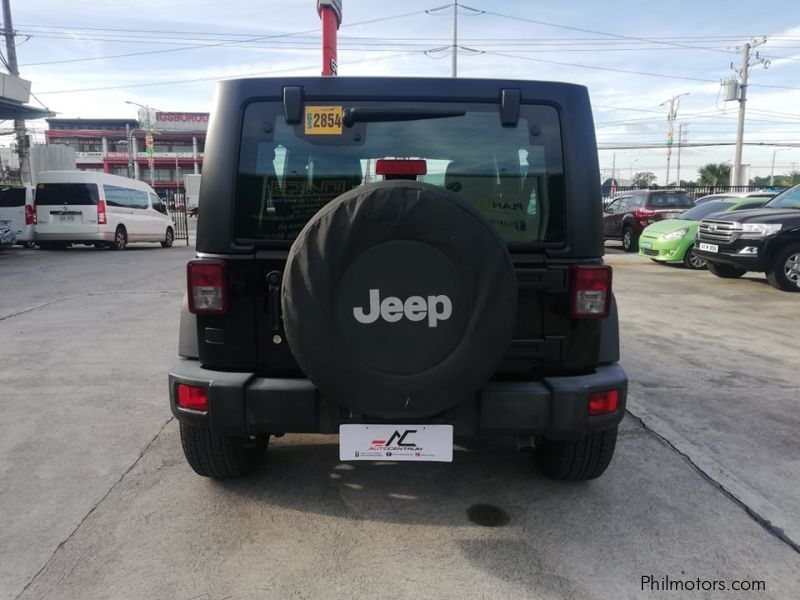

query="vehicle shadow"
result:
[210,434,550,528]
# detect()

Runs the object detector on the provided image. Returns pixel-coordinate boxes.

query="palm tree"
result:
[697,163,731,186]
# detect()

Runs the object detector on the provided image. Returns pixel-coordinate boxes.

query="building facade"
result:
[44,112,208,196]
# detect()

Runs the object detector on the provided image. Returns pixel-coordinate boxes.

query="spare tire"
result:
[282,180,518,419]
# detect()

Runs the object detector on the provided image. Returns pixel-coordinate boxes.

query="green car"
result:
[639,197,769,269]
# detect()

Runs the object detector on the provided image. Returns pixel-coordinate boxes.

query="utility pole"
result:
[452,0,458,77]
[660,92,689,187]
[676,123,687,185]
[731,38,768,187]
[611,152,616,182]
[2,0,30,185]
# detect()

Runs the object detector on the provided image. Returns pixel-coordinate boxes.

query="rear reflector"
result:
[634,207,655,218]
[187,259,227,314]
[571,265,612,319]
[375,159,427,176]
[589,390,619,416]
[177,384,208,412]
[25,204,36,225]
[97,200,107,225]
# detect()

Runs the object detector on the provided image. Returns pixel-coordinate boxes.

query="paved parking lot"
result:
[1,243,798,600]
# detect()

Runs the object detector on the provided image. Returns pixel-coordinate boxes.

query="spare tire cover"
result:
[282,180,517,419]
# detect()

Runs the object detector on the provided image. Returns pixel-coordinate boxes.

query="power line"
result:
[469,48,800,90]
[35,50,421,95]
[475,7,734,55]
[18,9,428,67]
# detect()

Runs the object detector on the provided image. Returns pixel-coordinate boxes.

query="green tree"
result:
[781,171,800,186]
[632,171,657,187]
[698,163,731,186]
[749,175,771,187]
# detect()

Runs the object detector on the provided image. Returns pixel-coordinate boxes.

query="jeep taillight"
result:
[97,200,107,225]
[176,384,208,412]
[635,207,655,218]
[25,203,36,225]
[571,265,612,319]
[187,259,227,314]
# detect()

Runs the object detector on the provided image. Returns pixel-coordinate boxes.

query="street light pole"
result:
[769,148,788,186]
[660,92,689,187]
[629,158,638,179]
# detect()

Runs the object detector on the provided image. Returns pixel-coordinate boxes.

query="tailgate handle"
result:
[267,271,282,332]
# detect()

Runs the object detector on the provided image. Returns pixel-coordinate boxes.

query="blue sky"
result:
[8,0,800,182]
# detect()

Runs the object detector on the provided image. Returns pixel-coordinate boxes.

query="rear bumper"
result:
[169,359,627,439]
[35,231,113,242]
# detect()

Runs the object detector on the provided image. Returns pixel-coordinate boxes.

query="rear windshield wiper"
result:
[343,107,466,127]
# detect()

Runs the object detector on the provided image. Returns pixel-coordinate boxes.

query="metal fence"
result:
[603,185,787,199]
[164,188,190,245]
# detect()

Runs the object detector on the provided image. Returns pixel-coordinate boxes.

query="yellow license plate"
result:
[304,106,343,135]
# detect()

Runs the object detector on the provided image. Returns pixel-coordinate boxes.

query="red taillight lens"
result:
[589,390,619,416]
[187,259,227,314]
[177,384,208,412]
[635,207,655,218]
[375,159,428,176]
[97,200,107,225]
[25,204,36,225]
[571,265,612,319]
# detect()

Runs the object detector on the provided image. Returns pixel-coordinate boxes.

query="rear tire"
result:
[534,427,618,481]
[112,226,127,251]
[161,227,174,248]
[766,243,800,292]
[179,423,268,479]
[707,262,746,279]
[621,226,638,252]
[682,244,707,270]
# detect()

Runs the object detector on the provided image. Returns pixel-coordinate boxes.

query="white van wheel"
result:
[112,227,127,250]
[161,228,174,248]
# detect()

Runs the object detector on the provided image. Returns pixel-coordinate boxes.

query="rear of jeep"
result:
[170,77,627,481]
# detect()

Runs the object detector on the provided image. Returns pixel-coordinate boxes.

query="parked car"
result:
[34,171,176,250]
[0,222,15,249]
[695,190,778,205]
[639,197,770,269]
[169,76,627,481]
[0,186,36,247]
[695,183,800,291]
[603,189,695,252]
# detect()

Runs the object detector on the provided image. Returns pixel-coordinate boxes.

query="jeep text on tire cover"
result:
[352,289,453,327]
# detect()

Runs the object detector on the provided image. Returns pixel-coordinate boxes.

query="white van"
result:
[0,186,36,246]
[35,171,175,250]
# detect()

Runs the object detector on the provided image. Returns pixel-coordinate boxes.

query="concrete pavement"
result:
[1,243,798,599]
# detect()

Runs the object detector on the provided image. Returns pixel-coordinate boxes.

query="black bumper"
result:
[169,359,627,439]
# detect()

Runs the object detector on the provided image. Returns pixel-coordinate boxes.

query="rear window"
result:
[235,101,566,244]
[36,183,99,206]
[647,192,694,208]
[0,188,25,207]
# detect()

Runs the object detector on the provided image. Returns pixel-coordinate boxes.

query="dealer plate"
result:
[640,241,652,249]
[339,424,453,462]
[698,242,718,252]
[304,106,343,135]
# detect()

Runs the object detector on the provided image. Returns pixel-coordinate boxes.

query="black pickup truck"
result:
[169,76,627,481]
[695,184,800,291]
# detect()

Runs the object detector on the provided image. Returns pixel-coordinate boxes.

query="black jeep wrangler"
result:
[695,183,800,291]
[169,77,627,481]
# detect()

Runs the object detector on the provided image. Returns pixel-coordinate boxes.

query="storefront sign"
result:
[154,112,210,132]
